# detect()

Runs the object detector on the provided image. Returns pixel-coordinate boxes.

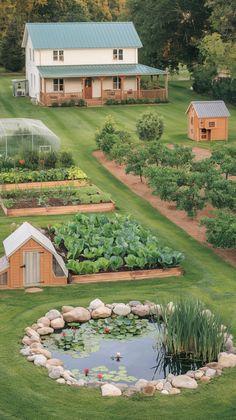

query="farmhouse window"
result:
[53,256,64,277]
[53,79,64,92]
[53,50,64,61]
[113,76,121,90]
[0,272,7,285]
[209,121,216,127]
[113,49,123,60]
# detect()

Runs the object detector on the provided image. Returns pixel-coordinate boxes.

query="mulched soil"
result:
[93,149,236,268]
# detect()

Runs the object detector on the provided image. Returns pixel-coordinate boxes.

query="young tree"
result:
[125,145,149,182]
[207,179,236,211]
[136,111,164,142]
[95,115,117,150]
[211,147,236,179]
[202,211,236,248]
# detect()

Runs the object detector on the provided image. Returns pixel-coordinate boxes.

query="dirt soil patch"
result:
[93,150,236,268]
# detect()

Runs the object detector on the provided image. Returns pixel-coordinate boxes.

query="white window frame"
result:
[113,49,123,61]
[53,78,64,92]
[113,76,121,90]
[53,50,64,62]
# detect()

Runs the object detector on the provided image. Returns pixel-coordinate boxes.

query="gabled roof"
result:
[22,22,143,49]
[3,222,68,276]
[186,101,230,118]
[38,63,167,78]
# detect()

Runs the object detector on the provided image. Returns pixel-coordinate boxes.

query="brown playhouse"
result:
[0,222,68,289]
[186,100,230,141]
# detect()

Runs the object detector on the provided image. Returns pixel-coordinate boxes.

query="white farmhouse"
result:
[22,22,168,106]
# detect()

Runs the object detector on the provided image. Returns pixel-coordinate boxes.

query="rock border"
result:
[20,299,236,397]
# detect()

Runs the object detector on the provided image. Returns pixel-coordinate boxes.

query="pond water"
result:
[43,320,202,384]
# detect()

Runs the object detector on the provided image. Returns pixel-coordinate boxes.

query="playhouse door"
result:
[24,252,40,286]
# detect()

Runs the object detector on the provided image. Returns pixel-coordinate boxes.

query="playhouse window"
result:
[209,121,215,127]
[0,272,7,285]
[53,256,64,277]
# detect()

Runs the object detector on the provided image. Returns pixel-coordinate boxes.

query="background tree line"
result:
[0,0,235,99]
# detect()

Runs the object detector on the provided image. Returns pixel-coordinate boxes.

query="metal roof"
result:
[3,222,68,276]
[22,22,143,49]
[186,101,230,118]
[38,63,166,78]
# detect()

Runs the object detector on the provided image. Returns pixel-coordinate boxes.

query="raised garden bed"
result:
[0,186,115,217]
[71,267,183,283]
[0,179,88,191]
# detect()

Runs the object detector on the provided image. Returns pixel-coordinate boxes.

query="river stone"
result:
[22,336,35,346]
[31,348,52,359]
[92,306,112,319]
[163,382,172,392]
[135,379,148,391]
[50,317,65,329]
[37,317,51,327]
[34,355,47,367]
[172,375,198,389]
[89,299,105,310]
[169,387,181,395]
[194,370,204,380]
[142,385,156,396]
[37,327,54,336]
[48,366,64,379]
[101,384,122,397]
[166,373,175,383]
[63,307,91,323]
[206,362,220,370]
[46,358,64,367]
[56,378,66,384]
[62,305,74,314]
[45,309,61,321]
[29,342,43,350]
[200,376,211,383]
[20,347,31,356]
[128,300,141,307]
[218,352,236,368]
[113,303,131,316]
[27,355,36,362]
[205,368,216,378]
[123,386,139,397]
[161,390,169,395]
[225,337,234,351]
[25,327,40,340]
[186,370,195,378]
[132,304,150,317]
[31,323,39,331]
[156,382,164,391]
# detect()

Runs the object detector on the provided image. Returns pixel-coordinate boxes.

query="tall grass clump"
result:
[162,300,227,362]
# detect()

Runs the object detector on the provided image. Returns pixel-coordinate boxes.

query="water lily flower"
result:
[19,159,25,165]
[104,327,110,334]
[84,368,90,376]
[97,373,103,381]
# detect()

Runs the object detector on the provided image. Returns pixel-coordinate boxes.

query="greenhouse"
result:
[0,118,60,157]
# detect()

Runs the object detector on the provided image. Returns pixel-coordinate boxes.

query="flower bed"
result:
[20,299,236,398]
[0,186,115,217]
[50,213,185,276]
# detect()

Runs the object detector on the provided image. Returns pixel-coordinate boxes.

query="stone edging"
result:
[20,299,236,398]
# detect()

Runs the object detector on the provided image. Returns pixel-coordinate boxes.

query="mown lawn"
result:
[0,75,235,419]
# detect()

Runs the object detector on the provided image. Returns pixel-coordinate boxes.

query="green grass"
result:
[0,75,235,419]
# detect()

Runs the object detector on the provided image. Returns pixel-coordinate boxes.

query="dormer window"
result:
[53,50,64,62]
[113,49,123,61]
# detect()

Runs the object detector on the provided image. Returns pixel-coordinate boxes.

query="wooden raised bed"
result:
[0,201,115,217]
[0,179,88,191]
[71,267,183,284]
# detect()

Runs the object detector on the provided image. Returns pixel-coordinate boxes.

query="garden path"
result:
[94,150,236,268]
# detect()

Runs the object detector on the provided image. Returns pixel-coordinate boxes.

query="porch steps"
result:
[86,99,103,107]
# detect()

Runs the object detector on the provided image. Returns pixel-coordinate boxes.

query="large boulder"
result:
[50,318,65,329]
[46,358,63,367]
[135,379,148,391]
[63,307,91,323]
[45,309,61,321]
[218,352,236,368]
[31,348,52,359]
[34,355,47,367]
[172,375,198,389]
[101,384,122,397]
[92,306,112,319]
[128,300,142,307]
[20,347,31,357]
[48,366,64,379]
[25,327,40,340]
[61,305,74,314]
[113,303,131,316]
[89,299,105,311]
[132,304,150,317]
[142,385,156,396]
[37,327,54,336]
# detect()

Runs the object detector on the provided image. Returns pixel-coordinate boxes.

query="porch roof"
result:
[37,64,167,78]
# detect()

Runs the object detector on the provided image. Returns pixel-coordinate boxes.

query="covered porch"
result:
[38,64,168,106]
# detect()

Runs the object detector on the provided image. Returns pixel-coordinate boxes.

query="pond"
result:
[43,317,202,384]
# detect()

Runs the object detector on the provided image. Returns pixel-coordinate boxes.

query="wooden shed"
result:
[186,101,230,141]
[0,222,68,289]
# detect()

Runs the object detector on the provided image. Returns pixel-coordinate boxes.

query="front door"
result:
[24,251,40,286]
[84,78,92,99]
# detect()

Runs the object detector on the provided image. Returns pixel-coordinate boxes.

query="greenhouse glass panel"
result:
[0,118,60,157]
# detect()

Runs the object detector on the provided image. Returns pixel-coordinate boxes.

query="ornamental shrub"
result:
[136,111,164,142]
[95,115,117,150]
[59,151,74,167]
[43,151,58,168]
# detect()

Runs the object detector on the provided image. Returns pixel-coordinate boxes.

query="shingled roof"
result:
[186,101,230,118]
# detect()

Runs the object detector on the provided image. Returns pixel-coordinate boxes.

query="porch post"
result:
[156,75,160,88]
[136,75,141,99]
[82,78,85,100]
[164,73,168,101]
[100,77,104,102]
[120,76,125,100]
[40,77,42,103]
[43,78,47,106]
